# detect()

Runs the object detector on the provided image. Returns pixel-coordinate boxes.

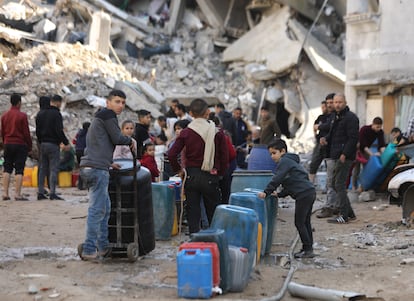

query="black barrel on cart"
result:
[108,159,155,261]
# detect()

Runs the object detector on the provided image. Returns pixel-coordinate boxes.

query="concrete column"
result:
[89,11,111,56]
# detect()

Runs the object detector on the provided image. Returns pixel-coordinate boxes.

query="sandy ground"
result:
[0,183,413,301]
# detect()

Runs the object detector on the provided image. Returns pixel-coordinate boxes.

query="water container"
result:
[211,205,258,275]
[58,171,72,187]
[72,172,79,187]
[151,182,175,240]
[161,180,182,201]
[264,194,278,254]
[257,222,262,263]
[228,246,250,292]
[231,170,274,194]
[381,143,397,167]
[229,192,267,258]
[242,188,278,254]
[31,165,39,187]
[179,242,220,288]
[23,167,33,187]
[177,249,212,299]
[108,159,155,256]
[359,156,384,191]
[190,229,231,293]
[247,144,277,172]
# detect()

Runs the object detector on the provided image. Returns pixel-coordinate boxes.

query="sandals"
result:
[15,196,29,201]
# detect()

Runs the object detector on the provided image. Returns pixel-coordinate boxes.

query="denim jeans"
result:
[80,168,110,255]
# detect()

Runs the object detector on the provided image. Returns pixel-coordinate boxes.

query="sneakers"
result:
[327,215,348,224]
[294,249,315,259]
[80,252,99,262]
[37,193,48,200]
[316,207,334,218]
[50,194,64,201]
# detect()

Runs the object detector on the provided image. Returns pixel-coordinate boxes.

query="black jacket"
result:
[133,122,150,159]
[36,106,69,145]
[327,106,359,160]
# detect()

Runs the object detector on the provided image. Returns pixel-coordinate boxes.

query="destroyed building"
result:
[5,0,407,158]
[345,0,414,136]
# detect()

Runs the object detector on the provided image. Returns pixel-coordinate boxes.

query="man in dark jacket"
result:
[215,103,237,144]
[36,95,71,201]
[322,93,359,223]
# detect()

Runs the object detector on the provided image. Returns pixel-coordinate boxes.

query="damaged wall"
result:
[345,0,414,129]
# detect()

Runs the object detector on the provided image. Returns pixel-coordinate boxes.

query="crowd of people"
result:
[1,90,412,261]
[310,93,411,224]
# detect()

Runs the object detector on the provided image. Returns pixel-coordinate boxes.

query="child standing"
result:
[140,142,159,182]
[257,139,316,258]
[113,120,137,160]
[79,90,135,261]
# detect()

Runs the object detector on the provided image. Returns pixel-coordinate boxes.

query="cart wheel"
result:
[77,243,84,259]
[127,243,139,262]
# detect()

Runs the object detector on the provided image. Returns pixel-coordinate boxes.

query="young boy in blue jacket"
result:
[258,139,316,258]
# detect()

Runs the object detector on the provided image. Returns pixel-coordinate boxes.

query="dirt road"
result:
[0,186,412,300]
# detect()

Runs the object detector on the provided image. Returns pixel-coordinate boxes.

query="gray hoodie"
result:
[80,108,131,170]
[264,153,314,199]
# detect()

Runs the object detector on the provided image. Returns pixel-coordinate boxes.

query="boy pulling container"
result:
[79,90,135,261]
[257,139,316,258]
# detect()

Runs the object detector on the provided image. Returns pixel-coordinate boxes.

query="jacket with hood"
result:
[264,153,314,199]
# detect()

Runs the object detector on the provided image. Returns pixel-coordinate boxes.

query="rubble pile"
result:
[0,0,349,157]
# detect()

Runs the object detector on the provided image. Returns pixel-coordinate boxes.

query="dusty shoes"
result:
[294,249,315,259]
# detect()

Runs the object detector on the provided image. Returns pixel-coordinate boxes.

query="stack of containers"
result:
[229,191,268,260]
[210,204,258,292]
[243,188,278,254]
[190,229,231,293]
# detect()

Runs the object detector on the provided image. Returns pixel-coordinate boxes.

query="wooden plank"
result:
[383,95,395,135]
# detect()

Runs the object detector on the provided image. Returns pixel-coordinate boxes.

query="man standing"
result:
[315,94,339,218]
[133,109,152,159]
[308,95,334,184]
[1,94,32,201]
[258,105,281,145]
[168,98,229,234]
[233,107,249,169]
[322,93,359,224]
[215,103,236,144]
[36,94,70,201]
